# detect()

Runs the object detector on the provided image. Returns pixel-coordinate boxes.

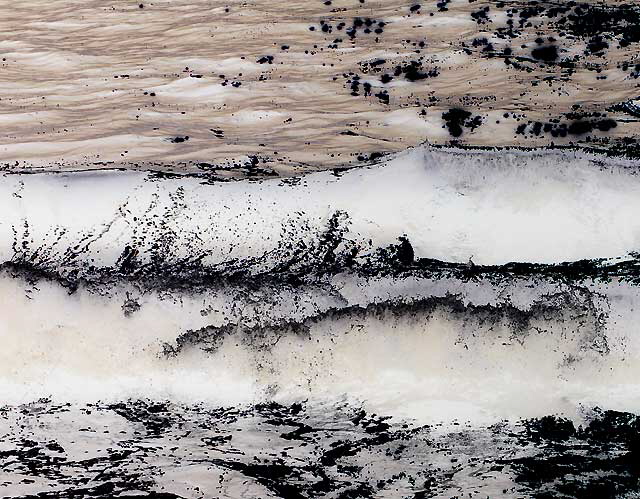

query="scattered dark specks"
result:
[257,55,274,64]
[349,17,385,39]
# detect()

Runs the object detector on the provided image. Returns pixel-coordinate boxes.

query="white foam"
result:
[1,269,640,425]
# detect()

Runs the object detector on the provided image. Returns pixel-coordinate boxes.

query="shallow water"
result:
[2,399,638,498]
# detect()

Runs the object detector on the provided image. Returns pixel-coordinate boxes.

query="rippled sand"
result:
[1,0,639,174]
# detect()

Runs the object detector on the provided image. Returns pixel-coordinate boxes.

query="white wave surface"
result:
[0,147,639,269]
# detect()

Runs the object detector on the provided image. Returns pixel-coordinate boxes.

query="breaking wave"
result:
[0,147,639,426]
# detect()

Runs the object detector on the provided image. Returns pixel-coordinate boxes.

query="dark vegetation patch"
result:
[531,44,558,62]
[516,117,617,138]
[471,6,490,24]
[436,0,451,12]
[312,17,386,42]
[256,55,274,64]
[393,60,439,81]
[355,151,385,162]
[168,136,189,143]
[442,108,483,138]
